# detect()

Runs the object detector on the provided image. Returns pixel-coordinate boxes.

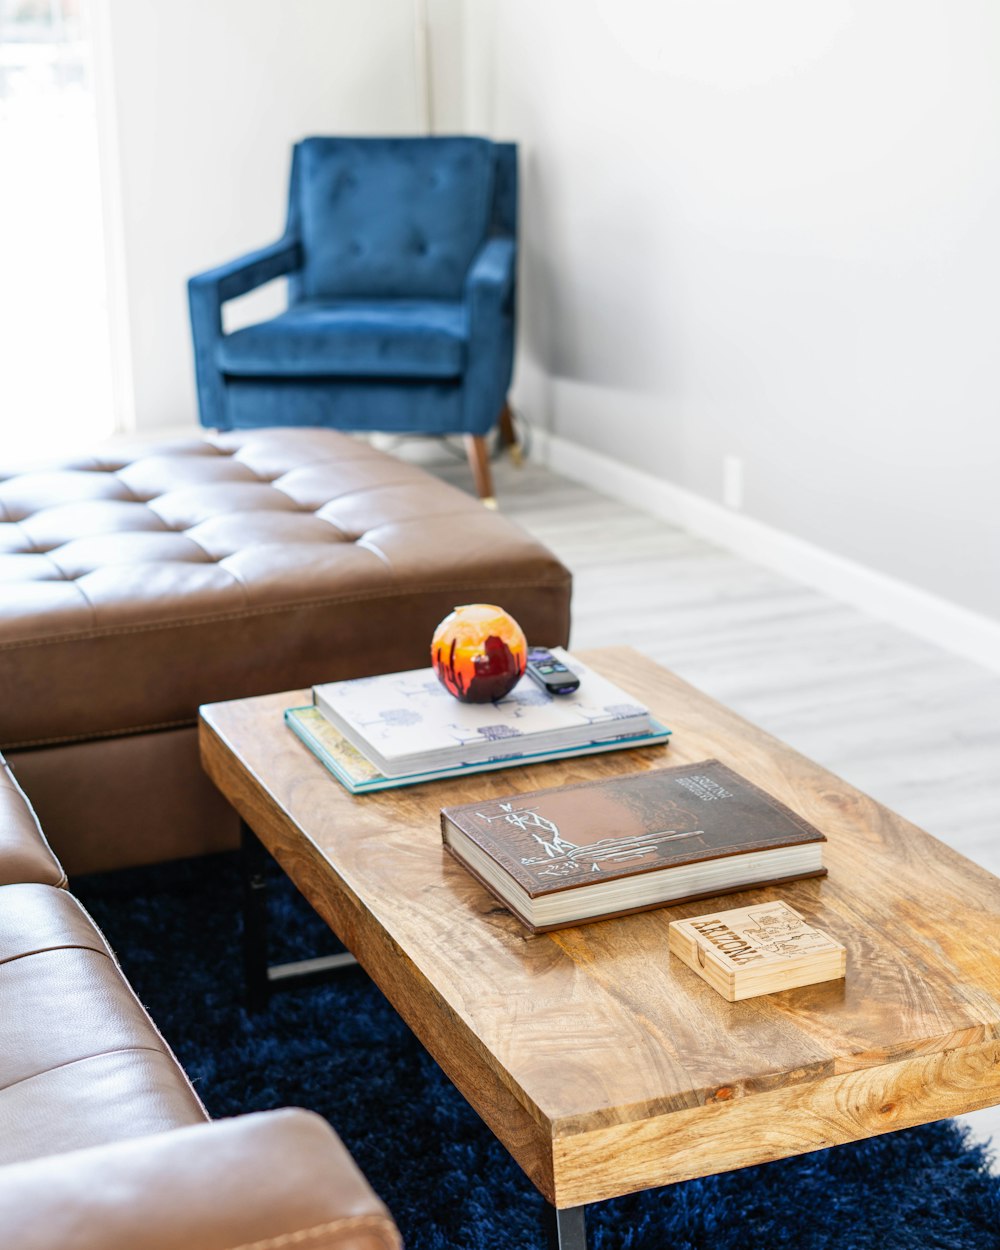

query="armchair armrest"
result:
[462,237,516,435]
[0,1109,401,1250]
[188,235,302,428]
[189,235,303,304]
[465,236,515,305]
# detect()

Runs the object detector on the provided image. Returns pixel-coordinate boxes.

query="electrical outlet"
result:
[723,456,743,510]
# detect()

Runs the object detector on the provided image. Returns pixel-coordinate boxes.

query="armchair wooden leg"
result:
[498,402,516,447]
[465,434,497,508]
[498,401,523,467]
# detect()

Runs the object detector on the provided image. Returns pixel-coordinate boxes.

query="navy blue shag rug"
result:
[75,853,999,1250]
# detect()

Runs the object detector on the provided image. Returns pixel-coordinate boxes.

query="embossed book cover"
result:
[440,760,827,932]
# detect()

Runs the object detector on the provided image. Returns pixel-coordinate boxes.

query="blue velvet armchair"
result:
[189,136,517,501]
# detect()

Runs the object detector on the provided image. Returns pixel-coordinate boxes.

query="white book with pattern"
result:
[312,649,652,777]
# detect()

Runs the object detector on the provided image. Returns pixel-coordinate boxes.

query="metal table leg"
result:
[239,819,358,1012]
[240,819,272,1011]
[546,1203,587,1250]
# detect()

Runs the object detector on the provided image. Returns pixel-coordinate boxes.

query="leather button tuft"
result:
[0,426,572,770]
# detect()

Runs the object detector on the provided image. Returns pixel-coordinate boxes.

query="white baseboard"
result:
[533,431,1000,675]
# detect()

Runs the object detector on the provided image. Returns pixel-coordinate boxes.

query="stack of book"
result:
[285,649,670,793]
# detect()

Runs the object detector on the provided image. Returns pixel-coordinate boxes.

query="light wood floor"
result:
[422,444,1000,1161]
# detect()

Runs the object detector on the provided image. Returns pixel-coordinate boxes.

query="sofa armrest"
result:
[0,1109,401,1250]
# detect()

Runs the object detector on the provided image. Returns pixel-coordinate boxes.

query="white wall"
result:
[464,0,1000,624]
[92,0,1000,628]
[425,0,465,132]
[98,0,422,433]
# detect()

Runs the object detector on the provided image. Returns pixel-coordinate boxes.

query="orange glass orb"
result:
[431,604,528,703]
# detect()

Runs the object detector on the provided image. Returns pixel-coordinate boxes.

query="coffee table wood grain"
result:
[199,647,1000,1217]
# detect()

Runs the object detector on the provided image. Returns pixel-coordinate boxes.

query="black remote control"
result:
[525,647,581,696]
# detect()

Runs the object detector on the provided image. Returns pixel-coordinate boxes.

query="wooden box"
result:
[668,901,846,1001]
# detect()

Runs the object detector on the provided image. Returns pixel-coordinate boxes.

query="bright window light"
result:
[0,0,115,462]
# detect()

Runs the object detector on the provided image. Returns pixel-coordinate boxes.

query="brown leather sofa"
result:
[0,753,400,1250]
[0,428,572,874]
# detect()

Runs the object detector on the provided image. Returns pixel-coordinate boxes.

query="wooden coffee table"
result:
[199,647,1000,1249]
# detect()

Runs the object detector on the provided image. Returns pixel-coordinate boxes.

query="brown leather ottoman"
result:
[0,428,572,873]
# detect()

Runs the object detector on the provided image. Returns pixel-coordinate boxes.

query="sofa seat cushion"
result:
[0,1050,208,1169]
[0,884,206,1164]
[0,880,104,964]
[0,757,65,888]
[0,428,572,750]
[216,299,468,379]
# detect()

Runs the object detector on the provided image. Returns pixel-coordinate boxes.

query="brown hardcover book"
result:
[440,759,828,933]
[668,901,847,1000]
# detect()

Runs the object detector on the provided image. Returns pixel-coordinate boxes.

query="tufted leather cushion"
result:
[0,883,206,1165]
[0,428,571,750]
[295,136,494,301]
[217,298,467,379]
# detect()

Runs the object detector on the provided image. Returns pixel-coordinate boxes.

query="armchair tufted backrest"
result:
[287,137,506,302]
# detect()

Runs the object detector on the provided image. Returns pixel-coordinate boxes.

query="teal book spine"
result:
[284,705,671,795]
